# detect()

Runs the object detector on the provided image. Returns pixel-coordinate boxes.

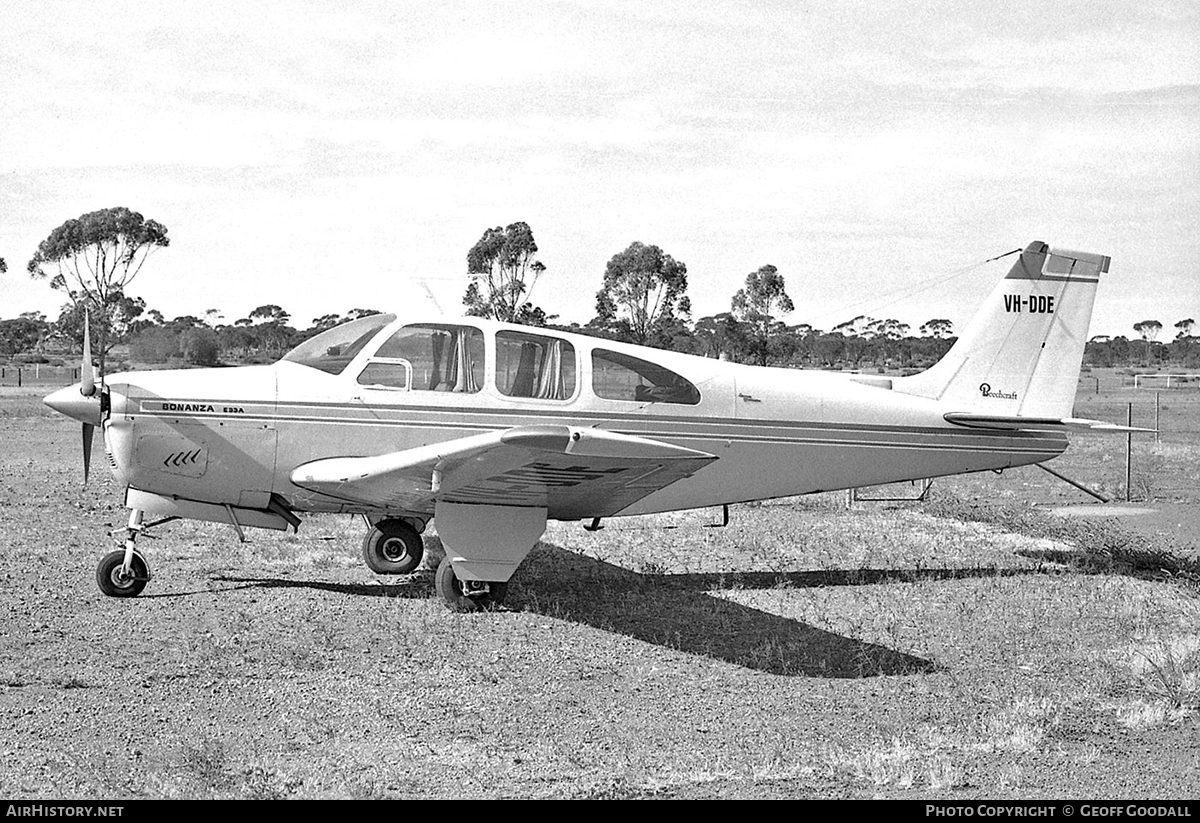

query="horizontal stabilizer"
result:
[944,413,1155,433]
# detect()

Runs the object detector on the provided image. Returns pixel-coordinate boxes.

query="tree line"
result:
[2,211,1196,373]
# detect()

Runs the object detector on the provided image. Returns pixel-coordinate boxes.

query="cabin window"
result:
[495,331,576,399]
[282,313,397,375]
[591,349,701,405]
[359,324,484,392]
[356,360,410,389]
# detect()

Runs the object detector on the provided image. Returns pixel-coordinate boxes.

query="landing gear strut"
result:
[435,556,507,611]
[96,509,151,597]
[362,518,425,574]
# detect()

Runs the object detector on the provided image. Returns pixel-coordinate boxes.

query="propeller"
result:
[43,308,104,484]
[81,312,97,397]
[81,312,96,483]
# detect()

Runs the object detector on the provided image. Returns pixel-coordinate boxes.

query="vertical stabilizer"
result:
[895,242,1108,419]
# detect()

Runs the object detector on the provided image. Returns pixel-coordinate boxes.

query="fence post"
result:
[1125,402,1133,502]
[1155,391,1160,444]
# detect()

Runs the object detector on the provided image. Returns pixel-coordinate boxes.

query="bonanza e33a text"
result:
[45,242,1130,609]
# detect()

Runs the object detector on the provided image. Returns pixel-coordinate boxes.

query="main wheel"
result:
[96,550,149,598]
[434,555,508,612]
[362,519,424,574]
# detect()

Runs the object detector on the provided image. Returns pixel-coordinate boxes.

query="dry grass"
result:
[2,386,1199,798]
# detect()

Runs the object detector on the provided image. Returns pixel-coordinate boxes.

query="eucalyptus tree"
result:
[595,241,689,346]
[919,319,954,339]
[55,293,147,366]
[731,264,794,366]
[464,222,547,324]
[1133,319,1163,366]
[27,207,169,373]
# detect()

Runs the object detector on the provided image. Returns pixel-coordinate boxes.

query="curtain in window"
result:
[429,331,445,390]
[509,342,538,397]
[535,339,566,399]
[452,329,479,392]
[431,329,479,393]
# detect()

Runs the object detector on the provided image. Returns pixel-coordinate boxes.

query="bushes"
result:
[180,328,220,366]
[130,327,180,363]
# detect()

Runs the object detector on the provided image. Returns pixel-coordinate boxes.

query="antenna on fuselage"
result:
[417,278,445,314]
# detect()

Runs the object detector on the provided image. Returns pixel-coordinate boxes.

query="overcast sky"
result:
[1,0,1196,339]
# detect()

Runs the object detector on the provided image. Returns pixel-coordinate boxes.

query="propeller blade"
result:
[82,423,94,485]
[81,308,96,397]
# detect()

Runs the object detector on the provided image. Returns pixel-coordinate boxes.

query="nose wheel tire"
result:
[435,555,507,611]
[362,519,424,574]
[96,550,149,598]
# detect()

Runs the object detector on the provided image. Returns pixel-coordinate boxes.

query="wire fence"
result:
[0,365,82,388]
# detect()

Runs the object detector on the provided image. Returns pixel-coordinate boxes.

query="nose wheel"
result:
[434,556,507,611]
[96,550,149,598]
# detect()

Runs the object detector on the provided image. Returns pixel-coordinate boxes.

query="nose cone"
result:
[44,385,103,426]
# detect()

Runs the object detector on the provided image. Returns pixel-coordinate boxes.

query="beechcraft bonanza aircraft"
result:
[45,241,1136,609]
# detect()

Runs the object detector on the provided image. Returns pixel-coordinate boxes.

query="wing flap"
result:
[944,412,1155,433]
[291,425,717,518]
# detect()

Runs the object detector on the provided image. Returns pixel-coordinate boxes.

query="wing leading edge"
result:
[290,425,718,519]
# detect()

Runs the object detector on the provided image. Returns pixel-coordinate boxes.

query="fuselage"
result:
[95,313,1066,523]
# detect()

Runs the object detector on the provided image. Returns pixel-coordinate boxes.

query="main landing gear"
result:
[96,509,152,598]
[435,555,508,612]
[361,518,425,575]
[362,517,508,610]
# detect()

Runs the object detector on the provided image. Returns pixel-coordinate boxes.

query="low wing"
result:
[290,425,717,519]
[944,413,1155,433]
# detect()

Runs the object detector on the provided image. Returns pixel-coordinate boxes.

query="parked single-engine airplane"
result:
[46,241,1131,609]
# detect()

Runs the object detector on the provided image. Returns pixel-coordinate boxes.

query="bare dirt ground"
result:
[1,386,1198,799]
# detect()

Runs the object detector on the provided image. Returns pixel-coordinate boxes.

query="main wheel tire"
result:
[434,555,508,612]
[362,519,424,574]
[96,550,149,598]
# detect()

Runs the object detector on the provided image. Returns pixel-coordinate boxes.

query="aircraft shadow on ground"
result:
[185,576,428,600]
[508,543,1039,678]
[204,541,1038,679]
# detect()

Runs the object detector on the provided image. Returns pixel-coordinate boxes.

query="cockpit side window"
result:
[591,349,701,405]
[496,331,576,399]
[359,324,484,392]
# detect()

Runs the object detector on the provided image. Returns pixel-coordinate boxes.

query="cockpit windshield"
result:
[281,313,397,375]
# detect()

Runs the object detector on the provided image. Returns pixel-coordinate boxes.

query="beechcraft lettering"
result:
[979,383,1019,401]
[43,240,1137,610]
[1003,294,1055,313]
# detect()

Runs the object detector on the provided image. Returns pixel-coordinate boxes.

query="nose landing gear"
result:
[95,508,154,598]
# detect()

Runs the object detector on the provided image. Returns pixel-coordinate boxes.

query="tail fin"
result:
[895,241,1109,418]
